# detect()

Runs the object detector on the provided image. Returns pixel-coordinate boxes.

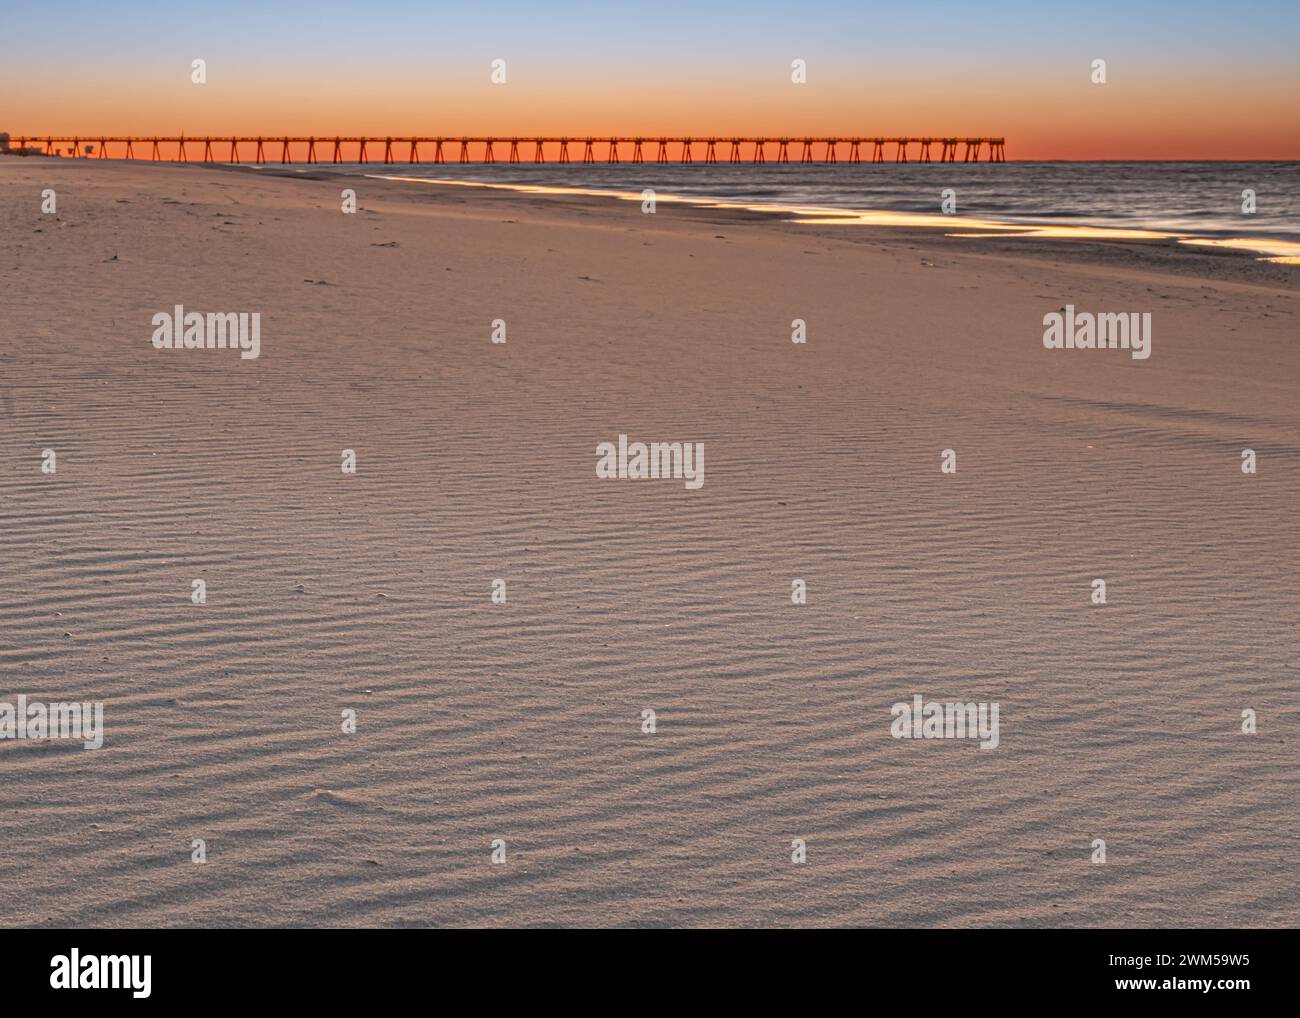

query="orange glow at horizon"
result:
[7,57,1299,161]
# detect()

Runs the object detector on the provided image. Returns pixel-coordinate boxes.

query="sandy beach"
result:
[1,158,1297,928]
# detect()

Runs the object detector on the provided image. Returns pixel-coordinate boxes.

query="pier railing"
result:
[9,135,1007,164]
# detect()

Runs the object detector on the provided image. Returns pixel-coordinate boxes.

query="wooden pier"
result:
[11,135,1008,164]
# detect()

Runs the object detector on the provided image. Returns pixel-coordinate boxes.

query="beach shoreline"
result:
[280,161,1300,280]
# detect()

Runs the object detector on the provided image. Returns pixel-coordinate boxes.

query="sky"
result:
[3,0,1299,159]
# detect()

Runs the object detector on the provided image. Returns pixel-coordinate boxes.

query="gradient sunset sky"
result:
[5,0,1299,159]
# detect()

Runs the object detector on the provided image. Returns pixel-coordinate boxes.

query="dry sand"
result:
[1,159,1297,928]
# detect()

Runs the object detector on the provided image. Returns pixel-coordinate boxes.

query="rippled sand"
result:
[1,159,1296,927]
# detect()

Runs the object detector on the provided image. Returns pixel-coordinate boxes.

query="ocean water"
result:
[304,161,1300,256]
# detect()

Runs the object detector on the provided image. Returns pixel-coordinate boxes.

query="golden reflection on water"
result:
[372,174,1297,264]
[1176,236,1300,263]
